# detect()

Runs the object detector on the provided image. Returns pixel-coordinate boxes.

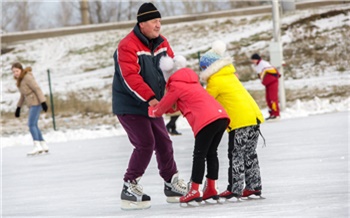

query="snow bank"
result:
[2,97,349,148]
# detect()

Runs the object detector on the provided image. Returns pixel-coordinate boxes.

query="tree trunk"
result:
[80,0,90,25]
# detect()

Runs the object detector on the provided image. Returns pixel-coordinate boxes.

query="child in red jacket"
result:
[149,56,230,203]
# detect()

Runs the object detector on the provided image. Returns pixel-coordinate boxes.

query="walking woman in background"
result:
[12,62,49,155]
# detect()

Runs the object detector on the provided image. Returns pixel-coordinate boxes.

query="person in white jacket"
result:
[251,54,280,120]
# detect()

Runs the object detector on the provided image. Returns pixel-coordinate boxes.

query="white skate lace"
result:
[129,182,143,196]
[173,178,187,195]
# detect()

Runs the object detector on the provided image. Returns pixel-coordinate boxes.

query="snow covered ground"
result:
[1,95,349,148]
[2,111,348,217]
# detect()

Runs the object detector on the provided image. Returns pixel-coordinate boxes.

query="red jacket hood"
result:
[153,67,229,136]
[166,68,199,89]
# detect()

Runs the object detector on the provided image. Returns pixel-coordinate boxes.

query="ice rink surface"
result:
[2,112,349,218]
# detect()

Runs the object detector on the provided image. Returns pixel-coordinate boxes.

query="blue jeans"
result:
[28,105,44,141]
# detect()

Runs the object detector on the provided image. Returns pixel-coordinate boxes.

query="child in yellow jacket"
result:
[199,40,265,199]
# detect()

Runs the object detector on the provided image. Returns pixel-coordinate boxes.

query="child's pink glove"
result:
[148,106,157,118]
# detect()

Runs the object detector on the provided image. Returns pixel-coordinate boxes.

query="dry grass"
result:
[2,84,349,136]
[1,92,114,135]
[49,92,111,116]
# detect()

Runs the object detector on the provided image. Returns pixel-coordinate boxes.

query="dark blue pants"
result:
[117,114,178,182]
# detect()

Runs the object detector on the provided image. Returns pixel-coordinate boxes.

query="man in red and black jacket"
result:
[112,2,186,210]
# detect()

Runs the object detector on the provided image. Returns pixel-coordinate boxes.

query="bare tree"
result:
[104,1,123,22]
[1,0,267,32]
[87,0,120,23]
[2,1,34,32]
[1,2,17,32]
[121,0,142,21]
[55,1,78,27]
[182,1,195,14]
[93,0,103,23]
[18,1,33,31]
[116,1,123,21]
[88,1,106,24]
[160,1,173,17]
[229,1,263,9]
[181,0,212,14]
[80,0,90,25]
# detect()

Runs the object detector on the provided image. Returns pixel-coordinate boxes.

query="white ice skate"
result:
[164,172,187,203]
[40,141,49,153]
[27,141,44,156]
[120,177,151,210]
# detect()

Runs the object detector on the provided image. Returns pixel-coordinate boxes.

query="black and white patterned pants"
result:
[226,125,262,195]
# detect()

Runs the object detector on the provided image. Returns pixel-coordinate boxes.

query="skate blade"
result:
[242,195,265,200]
[249,195,265,199]
[180,201,203,207]
[27,152,43,156]
[204,197,220,204]
[179,197,202,205]
[221,197,243,203]
[27,151,50,157]
[121,200,151,210]
[266,117,280,122]
[39,151,50,156]
[166,196,181,203]
[204,200,220,204]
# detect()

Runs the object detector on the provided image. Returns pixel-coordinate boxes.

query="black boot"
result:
[166,115,181,135]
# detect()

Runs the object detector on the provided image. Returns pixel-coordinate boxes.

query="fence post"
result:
[47,69,57,131]
[197,51,201,71]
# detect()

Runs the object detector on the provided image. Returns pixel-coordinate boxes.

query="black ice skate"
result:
[219,190,242,202]
[166,126,182,136]
[265,115,280,122]
[164,173,187,203]
[121,177,151,210]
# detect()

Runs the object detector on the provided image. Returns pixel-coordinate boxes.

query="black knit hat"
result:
[137,2,161,23]
[251,53,261,60]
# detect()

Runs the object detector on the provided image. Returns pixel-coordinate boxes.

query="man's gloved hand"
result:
[41,102,48,112]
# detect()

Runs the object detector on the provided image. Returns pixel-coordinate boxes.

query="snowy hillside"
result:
[1,4,349,141]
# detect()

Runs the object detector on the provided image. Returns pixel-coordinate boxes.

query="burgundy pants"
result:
[117,114,177,182]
